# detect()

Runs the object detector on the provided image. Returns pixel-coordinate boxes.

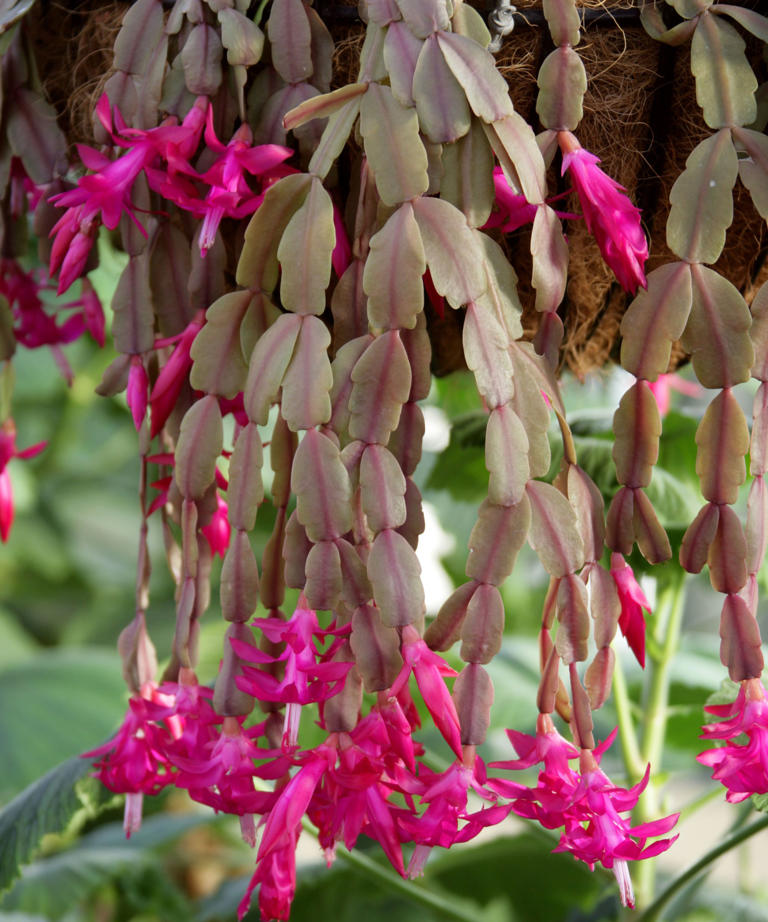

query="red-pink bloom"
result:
[698,677,768,803]
[388,624,463,760]
[126,356,149,430]
[149,314,204,437]
[483,166,577,234]
[647,373,701,418]
[610,553,651,669]
[201,491,231,558]
[558,131,648,294]
[0,418,46,542]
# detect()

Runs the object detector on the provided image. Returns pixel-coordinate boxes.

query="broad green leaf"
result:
[463,301,515,408]
[620,261,693,380]
[640,4,697,43]
[360,84,429,205]
[536,47,586,132]
[691,12,757,129]
[6,88,67,184]
[526,481,584,577]
[189,291,251,397]
[695,387,749,505]
[451,2,491,46]
[237,173,312,292]
[308,98,363,180]
[278,177,335,316]
[111,253,155,354]
[667,130,737,264]
[219,8,264,66]
[360,444,407,532]
[0,650,125,804]
[441,122,495,228]
[612,380,661,489]
[732,126,768,222]
[227,423,264,532]
[367,529,424,626]
[281,314,333,430]
[174,395,223,500]
[383,21,422,107]
[453,662,493,744]
[267,0,313,83]
[291,429,353,542]
[475,233,523,341]
[412,35,471,144]
[530,204,568,318]
[460,584,504,663]
[243,312,302,424]
[412,196,486,308]
[713,4,768,41]
[284,82,368,132]
[486,404,529,506]
[394,0,450,38]
[436,32,513,122]
[483,113,546,204]
[0,755,115,895]
[466,496,531,585]
[364,203,426,331]
[181,24,222,95]
[348,331,412,443]
[542,0,580,45]
[682,264,753,388]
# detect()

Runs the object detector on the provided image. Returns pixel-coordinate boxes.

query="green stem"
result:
[300,819,480,922]
[612,652,645,784]
[635,813,768,922]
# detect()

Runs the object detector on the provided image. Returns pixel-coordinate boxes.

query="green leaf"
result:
[308,97,363,180]
[413,196,486,308]
[284,82,367,132]
[463,301,515,408]
[483,113,546,204]
[111,253,155,354]
[360,84,429,206]
[441,122,495,228]
[526,480,584,577]
[536,46,586,132]
[682,264,753,388]
[267,0,313,83]
[412,35,471,144]
[368,529,425,627]
[348,332,412,444]
[436,32,513,123]
[667,130,738,264]
[6,88,67,185]
[189,291,252,398]
[278,177,335,316]
[530,205,569,320]
[0,650,126,803]
[237,173,312,292]
[218,8,264,66]
[620,261,693,380]
[181,24,222,95]
[383,21,422,108]
[694,387,749,505]
[243,312,302,424]
[364,203,426,331]
[691,12,757,129]
[281,314,333,430]
[291,429,353,542]
[394,0,450,39]
[713,4,768,41]
[640,5,697,44]
[0,755,116,895]
[732,127,768,222]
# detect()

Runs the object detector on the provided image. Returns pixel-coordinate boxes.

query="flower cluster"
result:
[490,715,679,909]
[698,678,768,803]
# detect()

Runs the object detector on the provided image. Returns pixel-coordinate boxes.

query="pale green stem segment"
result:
[635,813,768,922]
[613,567,687,910]
[300,818,481,922]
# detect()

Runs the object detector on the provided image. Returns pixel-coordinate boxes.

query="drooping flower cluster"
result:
[698,678,768,803]
[490,715,679,909]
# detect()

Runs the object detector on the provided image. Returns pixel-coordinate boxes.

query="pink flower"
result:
[126,356,149,430]
[490,717,678,908]
[483,167,578,234]
[388,624,463,760]
[698,678,768,803]
[558,131,648,294]
[610,553,651,669]
[647,373,701,418]
[0,418,46,542]
[201,490,231,558]
[149,314,204,437]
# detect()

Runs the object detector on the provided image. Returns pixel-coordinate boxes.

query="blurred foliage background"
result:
[1,241,768,922]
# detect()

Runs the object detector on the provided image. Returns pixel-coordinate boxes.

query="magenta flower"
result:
[201,490,231,558]
[388,624,463,760]
[558,131,648,294]
[647,373,701,418]
[490,717,678,908]
[610,553,651,669]
[149,314,204,437]
[0,419,46,542]
[698,678,768,803]
[483,167,577,234]
[126,356,149,430]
